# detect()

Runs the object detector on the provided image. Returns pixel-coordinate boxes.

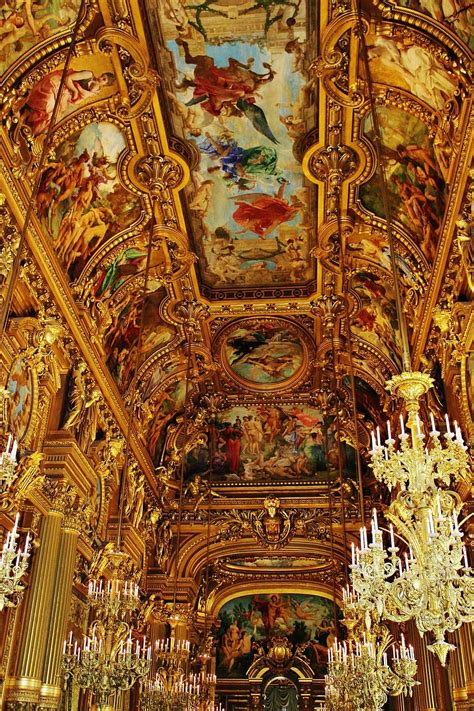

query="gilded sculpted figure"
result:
[62,361,87,433]
[184,473,221,510]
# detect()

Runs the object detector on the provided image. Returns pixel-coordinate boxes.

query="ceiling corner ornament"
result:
[310,283,346,334]
[308,144,359,192]
[214,497,336,550]
[96,27,160,121]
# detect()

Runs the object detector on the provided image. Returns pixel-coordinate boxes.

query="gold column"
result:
[4,511,63,707]
[449,631,468,708]
[409,623,437,711]
[458,623,474,704]
[39,519,80,709]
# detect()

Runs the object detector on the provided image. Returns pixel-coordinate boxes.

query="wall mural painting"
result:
[394,0,474,51]
[17,58,117,138]
[351,270,402,368]
[359,107,445,263]
[366,29,457,111]
[104,285,177,391]
[37,122,141,280]
[216,593,339,679]
[222,320,306,388]
[6,357,33,440]
[156,1,316,290]
[185,403,356,483]
[0,0,82,75]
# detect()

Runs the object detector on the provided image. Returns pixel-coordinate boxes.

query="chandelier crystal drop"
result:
[0,434,18,493]
[350,373,474,665]
[325,628,419,711]
[0,512,31,610]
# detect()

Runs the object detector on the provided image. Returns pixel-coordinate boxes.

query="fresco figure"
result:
[200,132,279,190]
[176,38,278,143]
[20,69,115,136]
[231,180,304,238]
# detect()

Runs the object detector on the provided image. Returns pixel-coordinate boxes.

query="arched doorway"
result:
[263,676,299,711]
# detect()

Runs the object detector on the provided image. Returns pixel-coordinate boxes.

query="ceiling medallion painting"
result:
[153,0,317,297]
[219,318,308,390]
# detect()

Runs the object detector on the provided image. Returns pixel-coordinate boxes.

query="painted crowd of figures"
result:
[217,593,338,678]
[185,404,354,483]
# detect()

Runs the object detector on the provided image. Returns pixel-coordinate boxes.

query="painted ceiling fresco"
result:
[154,0,317,294]
[0,0,470,495]
[185,402,356,483]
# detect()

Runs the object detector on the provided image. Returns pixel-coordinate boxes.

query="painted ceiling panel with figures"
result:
[0,0,471,505]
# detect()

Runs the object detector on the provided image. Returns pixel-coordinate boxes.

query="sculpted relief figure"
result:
[62,361,87,434]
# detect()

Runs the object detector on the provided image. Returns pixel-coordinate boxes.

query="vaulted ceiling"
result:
[1,0,472,506]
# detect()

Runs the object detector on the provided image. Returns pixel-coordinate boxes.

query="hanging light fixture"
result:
[62,548,151,709]
[325,628,418,711]
[0,512,31,610]
[349,408,473,665]
[341,0,474,666]
[0,434,18,492]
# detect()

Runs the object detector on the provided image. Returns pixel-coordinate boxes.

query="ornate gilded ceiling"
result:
[0,0,472,595]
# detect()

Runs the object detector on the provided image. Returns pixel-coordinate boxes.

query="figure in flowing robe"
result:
[21,69,115,136]
[231,180,303,237]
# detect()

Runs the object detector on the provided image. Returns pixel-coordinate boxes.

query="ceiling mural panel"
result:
[104,285,178,391]
[151,0,318,296]
[220,317,309,390]
[216,592,339,678]
[222,556,332,571]
[0,0,85,78]
[16,57,118,139]
[350,268,402,369]
[36,121,143,280]
[358,106,446,264]
[365,25,458,111]
[185,402,356,483]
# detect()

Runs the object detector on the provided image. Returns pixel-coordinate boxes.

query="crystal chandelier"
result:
[0,434,18,493]
[325,627,419,711]
[63,551,151,709]
[140,670,201,711]
[0,512,31,610]
[350,372,474,665]
[63,629,151,709]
